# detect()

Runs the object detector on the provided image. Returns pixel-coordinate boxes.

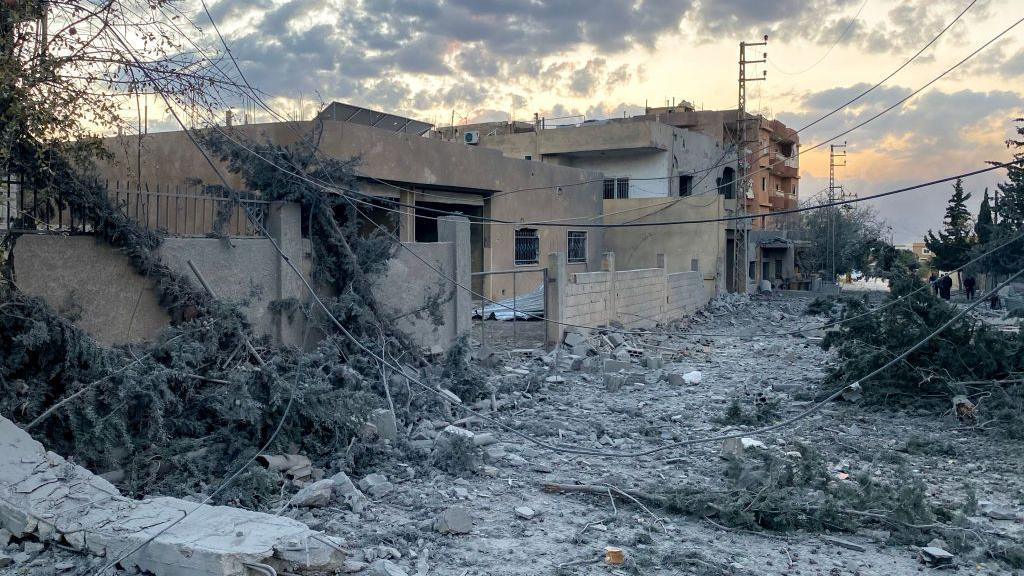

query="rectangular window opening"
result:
[567,230,587,264]
[514,228,540,265]
[679,174,693,197]
[603,178,615,200]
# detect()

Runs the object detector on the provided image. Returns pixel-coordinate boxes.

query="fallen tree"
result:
[0,131,461,506]
[820,267,1024,438]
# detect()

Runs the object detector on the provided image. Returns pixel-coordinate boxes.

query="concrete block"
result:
[604,374,625,392]
[0,417,345,576]
[602,359,632,373]
[368,409,398,442]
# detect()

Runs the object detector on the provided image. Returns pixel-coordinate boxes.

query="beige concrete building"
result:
[96,103,606,302]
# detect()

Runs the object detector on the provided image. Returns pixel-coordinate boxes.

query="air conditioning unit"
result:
[464,131,481,145]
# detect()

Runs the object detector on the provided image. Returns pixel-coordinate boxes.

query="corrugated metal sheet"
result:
[474,285,545,320]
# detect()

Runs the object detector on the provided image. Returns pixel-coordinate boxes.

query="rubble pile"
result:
[3,289,1024,575]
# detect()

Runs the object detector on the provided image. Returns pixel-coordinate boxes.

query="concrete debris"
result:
[367,559,410,576]
[603,359,632,373]
[0,553,13,568]
[358,473,395,499]
[821,536,867,553]
[472,433,497,446]
[290,478,334,508]
[918,546,954,566]
[434,506,473,535]
[604,374,625,392]
[606,333,625,347]
[343,560,370,573]
[721,437,766,459]
[330,471,369,513]
[368,408,399,442]
[513,506,536,520]
[643,355,664,369]
[682,370,702,385]
[563,332,586,347]
[0,416,345,576]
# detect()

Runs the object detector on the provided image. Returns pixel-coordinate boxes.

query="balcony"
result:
[770,152,799,179]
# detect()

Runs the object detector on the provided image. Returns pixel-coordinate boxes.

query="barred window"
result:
[603,177,630,199]
[567,230,587,263]
[603,178,616,199]
[616,177,630,199]
[514,228,540,265]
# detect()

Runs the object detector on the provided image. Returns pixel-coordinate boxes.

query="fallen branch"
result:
[542,482,667,507]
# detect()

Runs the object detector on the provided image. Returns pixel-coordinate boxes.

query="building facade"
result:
[95,103,606,302]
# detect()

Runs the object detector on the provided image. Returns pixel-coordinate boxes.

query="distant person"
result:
[929,273,939,296]
[939,274,953,300]
[964,276,977,300]
[990,292,1002,310]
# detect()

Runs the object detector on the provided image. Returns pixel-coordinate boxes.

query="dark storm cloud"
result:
[209,0,694,109]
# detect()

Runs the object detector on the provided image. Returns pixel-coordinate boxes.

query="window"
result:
[567,231,587,263]
[761,177,766,191]
[514,228,540,265]
[603,177,630,199]
[718,167,735,199]
[690,258,700,272]
[524,155,532,161]
[616,177,630,199]
[679,175,693,197]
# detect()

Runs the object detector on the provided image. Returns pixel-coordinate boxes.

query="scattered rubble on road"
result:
[4,292,1024,575]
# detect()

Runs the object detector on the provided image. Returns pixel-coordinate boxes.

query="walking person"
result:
[963,275,977,300]
[939,274,953,300]
[929,272,939,296]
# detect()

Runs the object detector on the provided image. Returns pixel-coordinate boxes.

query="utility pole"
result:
[828,142,847,282]
[733,35,767,293]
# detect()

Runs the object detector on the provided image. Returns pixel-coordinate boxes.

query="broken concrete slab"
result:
[292,479,334,508]
[330,471,368,513]
[434,506,473,535]
[0,416,345,576]
[368,559,410,576]
[918,546,954,566]
[358,473,394,499]
[368,409,399,442]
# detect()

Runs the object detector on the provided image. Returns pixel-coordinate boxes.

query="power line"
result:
[769,0,869,76]
[486,0,981,200]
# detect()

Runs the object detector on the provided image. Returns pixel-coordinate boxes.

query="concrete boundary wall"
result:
[11,204,472,350]
[545,251,709,345]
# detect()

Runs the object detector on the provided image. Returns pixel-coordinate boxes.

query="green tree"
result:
[924,178,973,278]
[976,188,993,244]
[972,119,1024,280]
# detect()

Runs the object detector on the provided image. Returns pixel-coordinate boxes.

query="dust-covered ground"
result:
[4,293,1023,576]
[311,293,1024,575]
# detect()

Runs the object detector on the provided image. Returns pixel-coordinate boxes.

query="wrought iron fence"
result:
[1,175,270,238]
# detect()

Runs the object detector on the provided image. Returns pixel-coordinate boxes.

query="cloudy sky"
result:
[184,0,1023,242]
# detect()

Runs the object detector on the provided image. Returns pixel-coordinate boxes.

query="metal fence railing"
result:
[1,175,270,238]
